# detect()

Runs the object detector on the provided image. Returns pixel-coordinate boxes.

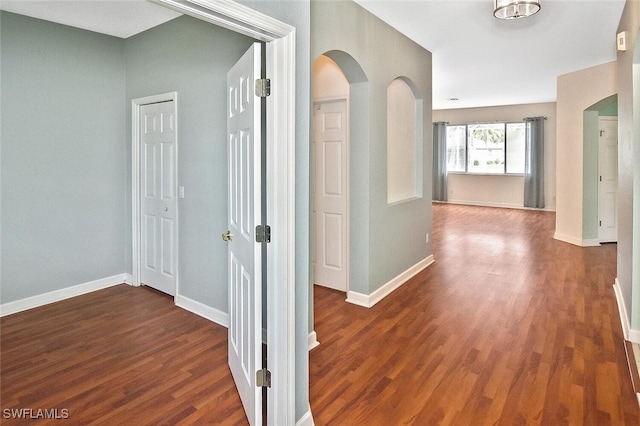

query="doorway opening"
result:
[311,51,368,348]
[582,94,618,246]
[130,1,298,424]
[312,55,350,293]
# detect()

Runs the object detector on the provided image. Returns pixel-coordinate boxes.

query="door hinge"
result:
[599,220,602,226]
[256,368,271,388]
[255,78,271,98]
[256,225,271,243]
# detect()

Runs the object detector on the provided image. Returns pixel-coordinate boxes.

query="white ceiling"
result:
[354,0,626,109]
[0,0,181,39]
[0,0,626,109]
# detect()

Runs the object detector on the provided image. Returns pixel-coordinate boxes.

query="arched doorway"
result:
[310,50,368,347]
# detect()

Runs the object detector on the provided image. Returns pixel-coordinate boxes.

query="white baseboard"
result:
[447,199,523,210]
[613,278,640,343]
[296,408,315,426]
[346,255,435,308]
[308,330,320,351]
[554,232,605,248]
[174,294,229,328]
[0,274,129,317]
[444,199,556,212]
[553,232,583,247]
[123,273,134,285]
[345,291,370,307]
[614,278,630,340]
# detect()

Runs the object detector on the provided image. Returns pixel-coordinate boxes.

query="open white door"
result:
[226,42,263,426]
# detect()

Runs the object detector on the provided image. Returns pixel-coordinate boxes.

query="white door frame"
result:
[132,1,297,424]
[133,92,179,296]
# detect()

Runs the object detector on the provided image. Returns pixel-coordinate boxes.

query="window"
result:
[446,122,525,174]
[446,125,466,172]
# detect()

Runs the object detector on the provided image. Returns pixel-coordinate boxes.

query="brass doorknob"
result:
[222,230,233,242]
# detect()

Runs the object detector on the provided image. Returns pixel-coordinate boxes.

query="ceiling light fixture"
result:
[493,0,541,20]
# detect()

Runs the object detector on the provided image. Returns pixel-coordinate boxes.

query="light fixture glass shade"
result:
[494,0,541,19]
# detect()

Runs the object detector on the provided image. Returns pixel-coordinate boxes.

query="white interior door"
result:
[140,100,177,296]
[314,100,348,292]
[598,117,618,243]
[227,42,263,426]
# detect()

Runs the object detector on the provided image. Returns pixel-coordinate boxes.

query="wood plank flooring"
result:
[1,286,248,425]
[310,203,640,425]
[2,204,638,424]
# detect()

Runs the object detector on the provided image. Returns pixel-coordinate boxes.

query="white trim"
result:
[553,232,604,248]
[150,3,298,424]
[0,274,129,317]
[295,408,315,426]
[131,92,179,294]
[175,294,229,328]
[345,291,370,308]
[582,239,602,247]
[553,232,583,247]
[265,31,297,425]
[308,331,320,351]
[346,255,435,308]
[613,278,640,343]
[153,0,292,41]
[444,199,556,212]
[614,278,630,340]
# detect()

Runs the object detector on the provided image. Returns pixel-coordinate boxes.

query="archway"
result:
[310,50,368,348]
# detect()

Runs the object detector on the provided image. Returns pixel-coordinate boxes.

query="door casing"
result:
[132,1,298,424]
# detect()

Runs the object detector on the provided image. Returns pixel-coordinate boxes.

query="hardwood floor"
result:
[310,203,640,425]
[2,204,638,425]
[1,286,248,425]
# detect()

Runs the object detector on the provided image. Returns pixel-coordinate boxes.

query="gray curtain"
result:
[523,117,545,208]
[432,122,448,201]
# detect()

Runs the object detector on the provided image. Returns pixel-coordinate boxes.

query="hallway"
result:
[310,203,639,425]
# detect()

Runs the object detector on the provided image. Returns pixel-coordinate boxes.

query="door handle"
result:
[222,230,233,242]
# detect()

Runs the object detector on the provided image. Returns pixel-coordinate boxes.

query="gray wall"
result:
[1,12,127,302]
[616,1,640,329]
[0,6,313,422]
[125,15,254,312]
[311,0,433,295]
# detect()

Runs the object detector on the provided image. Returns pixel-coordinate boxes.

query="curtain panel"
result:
[432,122,448,201]
[523,117,545,209]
